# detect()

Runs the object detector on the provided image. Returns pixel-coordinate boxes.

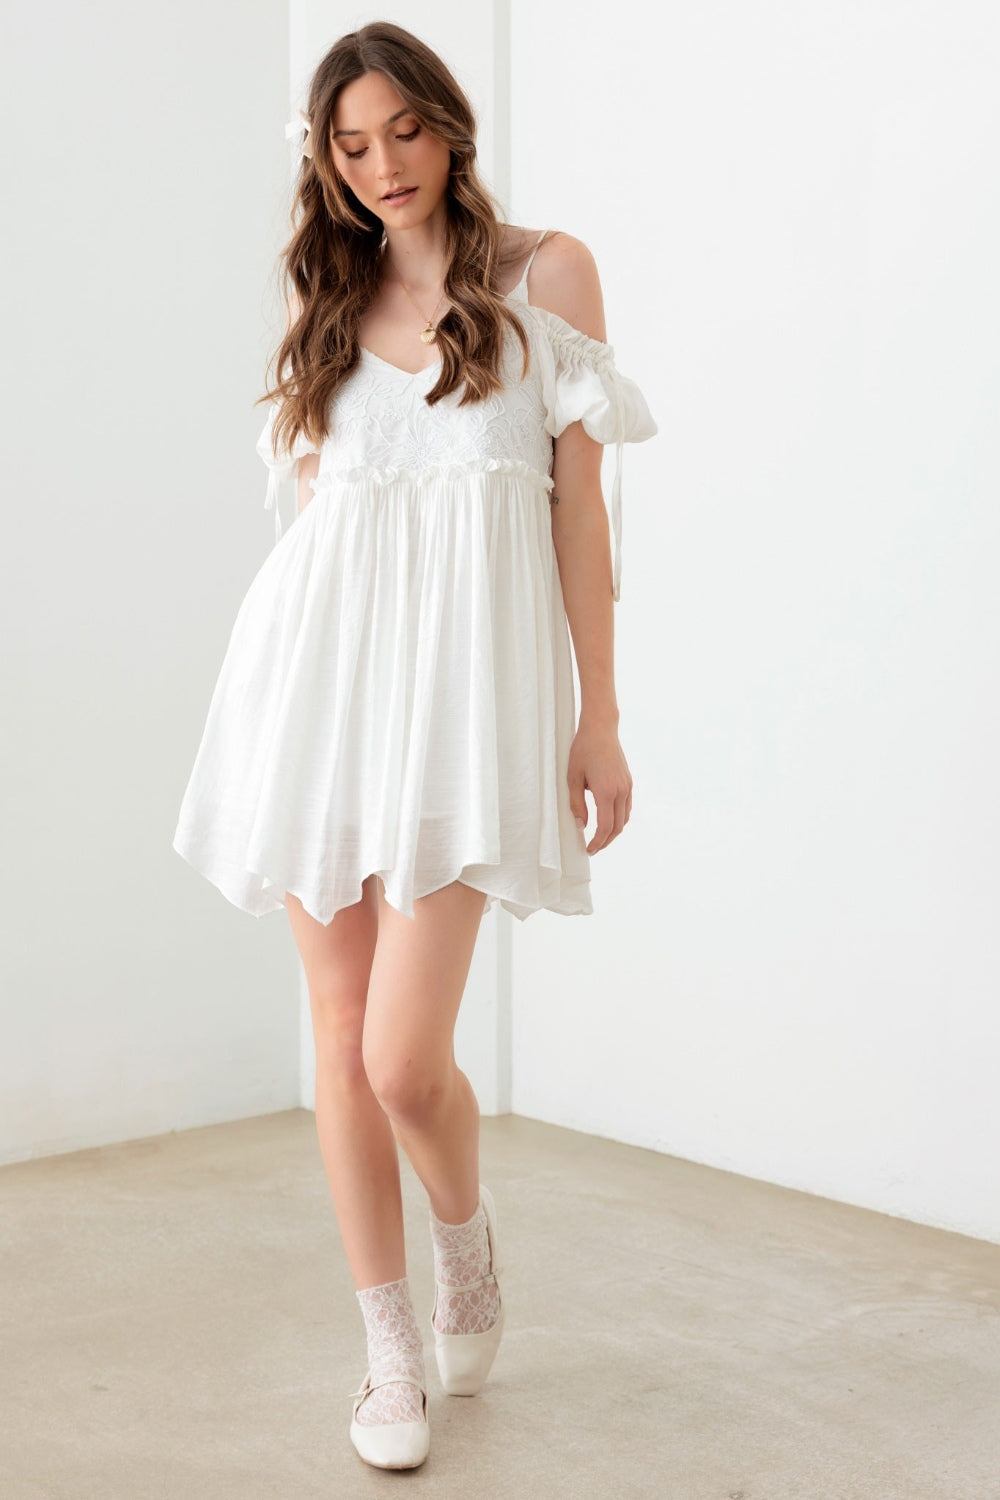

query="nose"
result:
[374,138,405,181]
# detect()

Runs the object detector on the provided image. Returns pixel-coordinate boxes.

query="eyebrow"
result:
[333,108,412,139]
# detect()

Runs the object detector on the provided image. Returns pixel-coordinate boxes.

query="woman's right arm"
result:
[297,451,320,513]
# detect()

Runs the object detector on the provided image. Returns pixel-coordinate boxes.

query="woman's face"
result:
[330,70,452,224]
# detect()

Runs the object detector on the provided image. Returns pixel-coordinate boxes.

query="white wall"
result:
[0,1,302,1163]
[507,1,1000,1242]
[5,1,996,1249]
[290,2,514,1115]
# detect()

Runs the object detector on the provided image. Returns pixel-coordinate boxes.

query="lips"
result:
[383,186,416,202]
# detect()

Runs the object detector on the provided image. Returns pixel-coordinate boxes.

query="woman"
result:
[172,20,656,1472]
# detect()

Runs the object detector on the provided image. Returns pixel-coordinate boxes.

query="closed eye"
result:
[345,126,421,161]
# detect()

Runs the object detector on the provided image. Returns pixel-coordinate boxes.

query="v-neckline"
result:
[358,285,527,380]
[359,346,442,380]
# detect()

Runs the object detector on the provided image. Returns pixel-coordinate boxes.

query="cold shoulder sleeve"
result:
[534,311,658,601]
[255,405,321,544]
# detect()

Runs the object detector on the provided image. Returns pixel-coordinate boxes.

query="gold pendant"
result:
[420,325,437,344]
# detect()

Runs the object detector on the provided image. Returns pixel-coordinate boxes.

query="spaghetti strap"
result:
[509,229,552,303]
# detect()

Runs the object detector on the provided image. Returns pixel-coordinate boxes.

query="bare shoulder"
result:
[527,231,607,342]
[497,224,544,287]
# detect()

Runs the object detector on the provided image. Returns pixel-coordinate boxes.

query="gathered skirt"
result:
[172,467,592,924]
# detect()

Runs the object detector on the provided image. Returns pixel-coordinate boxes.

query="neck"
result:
[380,203,451,291]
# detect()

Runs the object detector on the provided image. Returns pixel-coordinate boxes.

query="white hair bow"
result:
[284,108,314,159]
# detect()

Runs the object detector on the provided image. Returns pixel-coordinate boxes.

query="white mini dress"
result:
[172,232,657,925]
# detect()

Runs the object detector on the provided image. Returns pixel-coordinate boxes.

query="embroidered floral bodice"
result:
[257,295,657,602]
[316,332,551,487]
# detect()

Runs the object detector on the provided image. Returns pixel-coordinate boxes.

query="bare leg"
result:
[287,875,488,1450]
[362,880,488,1225]
[284,878,405,1290]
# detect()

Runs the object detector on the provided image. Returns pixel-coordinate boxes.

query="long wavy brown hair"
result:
[258,22,531,458]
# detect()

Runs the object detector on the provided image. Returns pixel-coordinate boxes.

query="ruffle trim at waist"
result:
[308,458,556,494]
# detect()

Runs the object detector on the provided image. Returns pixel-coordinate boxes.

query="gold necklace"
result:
[392,276,448,344]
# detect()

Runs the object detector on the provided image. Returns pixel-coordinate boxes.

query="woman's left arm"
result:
[529,235,633,854]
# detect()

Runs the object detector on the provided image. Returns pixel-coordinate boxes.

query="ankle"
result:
[356,1276,423,1349]
[429,1194,482,1232]
[429,1196,488,1271]
[354,1276,426,1428]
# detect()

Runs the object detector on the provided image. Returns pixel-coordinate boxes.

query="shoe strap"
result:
[347,1373,427,1401]
[433,1268,501,1295]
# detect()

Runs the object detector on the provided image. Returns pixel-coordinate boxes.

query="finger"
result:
[602,793,629,850]
[567,772,588,831]
[594,781,633,851]
[586,790,616,854]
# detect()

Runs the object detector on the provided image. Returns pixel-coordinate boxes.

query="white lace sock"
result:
[429,1196,501,1336]
[354,1277,426,1428]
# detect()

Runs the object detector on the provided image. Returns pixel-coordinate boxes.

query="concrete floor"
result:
[1,1111,998,1500]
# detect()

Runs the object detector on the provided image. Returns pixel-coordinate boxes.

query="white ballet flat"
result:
[431,1183,505,1397]
[348,1373,430,1470]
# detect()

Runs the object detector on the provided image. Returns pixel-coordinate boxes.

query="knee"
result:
[362,1043,451,1126]
[309,983,367,1085]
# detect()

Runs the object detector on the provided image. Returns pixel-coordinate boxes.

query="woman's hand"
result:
[567,716,633,854]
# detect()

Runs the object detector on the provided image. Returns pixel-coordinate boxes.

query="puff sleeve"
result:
[255,405,321,544]
[535,315,658,601]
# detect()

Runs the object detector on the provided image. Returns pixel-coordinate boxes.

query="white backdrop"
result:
[0,0,303,1163]
[507,0,1000,1242]
[3,1,997,1246]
